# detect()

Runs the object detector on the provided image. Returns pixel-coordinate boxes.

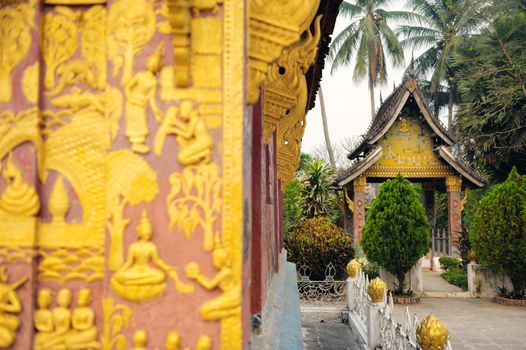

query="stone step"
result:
[421,291,471,298]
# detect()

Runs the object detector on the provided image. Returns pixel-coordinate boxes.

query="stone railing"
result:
[297,263,347,307]
[346,259,453,350]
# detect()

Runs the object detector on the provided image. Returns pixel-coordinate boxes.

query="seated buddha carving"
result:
[65,289,100,349]
[111,210,193,302]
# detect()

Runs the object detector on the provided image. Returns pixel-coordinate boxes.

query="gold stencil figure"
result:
[124,45,163,153]
[164,331,181,350]
[0,1,34,103]
[0,153,40,217]
[49,176,69,223]
[154,101,214,166]
[185,235,240,320]
[194,335,212,350]
[0,266,26,348]
[65,289,100,350]
[111,210,193,302]
[42,288,72,349]
[33,289,53,350]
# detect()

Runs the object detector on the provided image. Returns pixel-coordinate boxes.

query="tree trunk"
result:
[319,87,336,170]
[448,83,454,131]
[369,76,376,120]
[396,271,406,294]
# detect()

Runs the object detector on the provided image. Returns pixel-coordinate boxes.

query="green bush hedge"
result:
[439,256,462,271]
[285,216,354,280]
[441,268,468,290]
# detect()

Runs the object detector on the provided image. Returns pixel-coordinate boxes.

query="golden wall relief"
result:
[101,297,132,350]
[33,288,100,350]
[0,0,35,104]
[108,0,156,86]
[110,210,194,302]
[0,265,26,348]
[263,15,322,186]
[22,62,40,105]
[38,247,104,282]
[107,149,159,271]
[166,163,221,252]
[128,329,212,350]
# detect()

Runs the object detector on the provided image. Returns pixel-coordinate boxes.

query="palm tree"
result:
[318,87,337,170]
[330,0,415,120]
[398,0,489,129]
[300,158,334,218]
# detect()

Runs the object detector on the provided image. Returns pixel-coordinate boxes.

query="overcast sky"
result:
[302,1,447,158]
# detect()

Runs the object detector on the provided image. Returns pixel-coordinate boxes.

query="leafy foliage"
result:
[361,175,430,293]
[299,158,337,220]
[439,256,462,271]
[286,217,354,280]
[284,179,303,236]
[454,10,526,179]
[470,168,526,298]
[441,268,468,290]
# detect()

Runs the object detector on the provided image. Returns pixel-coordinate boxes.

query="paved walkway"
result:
[422,270,463,292]
[392,298,526,350]
[302,322,360,350]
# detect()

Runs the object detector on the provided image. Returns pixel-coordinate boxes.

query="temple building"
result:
[0,0,341,349]
[336,74,485,250]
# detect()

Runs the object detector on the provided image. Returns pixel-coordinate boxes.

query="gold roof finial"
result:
[417,314,449,350]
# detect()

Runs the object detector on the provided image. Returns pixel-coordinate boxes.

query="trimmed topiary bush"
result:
[439,256,462,271]
[470,168,526,298]
[285,216,354,280]
[361,174,430,294]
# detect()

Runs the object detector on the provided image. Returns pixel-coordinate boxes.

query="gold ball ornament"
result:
[416,314,449,350]
[367,277,387,304]
[346,259,361,278]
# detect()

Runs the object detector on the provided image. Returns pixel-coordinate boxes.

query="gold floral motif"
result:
[0,0,35,103]
[416,314,449,350]
[346,259,360,279]
[167,164,222,251]
[154,101,214,166]
[367,277,387,304]
[111,210,194,302]
[101,297,132,350]
[264,15,322,186]
[106,149,159,271]
[42,7,78,90]
[0,266,26,348]
[108,0,156,85]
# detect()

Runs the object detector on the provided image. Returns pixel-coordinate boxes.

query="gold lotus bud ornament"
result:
[346,259,361,279]
[416,314,449,350]
[367,277,387,304]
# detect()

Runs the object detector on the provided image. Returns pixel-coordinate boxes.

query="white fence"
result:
[347,271,452,350]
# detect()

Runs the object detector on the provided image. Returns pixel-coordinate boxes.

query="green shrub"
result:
[439,256,462,271]
[285,217,354,280]
[361,174,430,294]
[441,269,468,290]
[470,168,526,298]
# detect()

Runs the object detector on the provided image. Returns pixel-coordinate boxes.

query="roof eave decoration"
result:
[337,146,383,187]
[347,77,455,160]
[437,146,486,188]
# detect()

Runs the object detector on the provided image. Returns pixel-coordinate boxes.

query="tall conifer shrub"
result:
[470,168,526,298]
[361,175,430,293]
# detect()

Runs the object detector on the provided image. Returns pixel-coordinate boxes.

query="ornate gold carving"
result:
[0,153,40,218]
[38,247,104,282]
[367,277,387,304]
[247,0,320,104]
[194,335,213,350]
[101,297,132,350]
[353,175,367,193]
[416,314,449,350]
[167,164,222,251]
[0,266,26,348]
[364,166,455,179]
[164,0,191,87]
[124,45,163,153]
[45,0,106,4]
[0,0,35,103]
[108,0,156,85]
[343,187,355,213]
[22,62,39,104]
[185,235,241,320]
[42,7,78,90]
[460,188,468,212]
[111,210,193,302]
[164,331,181,350]
[107,149,159,271]
[131,330,148,350]
[446,175,461,193]
[398,117,409,133]
[34,289,53,350]
[346,259,360,279]
[155,101,214,166]
[0,247,35,264]
[41,288,72,349]
[264,15,322,186]
[66,289,100,349]
[49,176,69,223]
